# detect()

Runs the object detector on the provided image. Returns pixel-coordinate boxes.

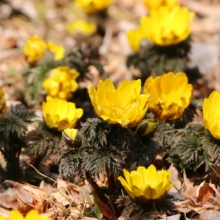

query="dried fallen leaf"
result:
[197,182,214,205]
[0,180,48,218]
[180,171,198,202]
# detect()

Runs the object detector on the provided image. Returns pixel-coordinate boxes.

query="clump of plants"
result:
[126,1,195,83]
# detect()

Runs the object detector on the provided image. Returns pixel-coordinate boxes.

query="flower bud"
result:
[63,128,80,148]
[136,119,157,138]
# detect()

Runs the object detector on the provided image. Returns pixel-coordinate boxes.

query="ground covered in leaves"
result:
[1,0,220,220]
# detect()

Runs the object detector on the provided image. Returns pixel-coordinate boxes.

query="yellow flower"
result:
[88,79,150,128]
[0,88,6,114]
[118,165,176,202]
[203,91,220,139]
[0,210,51,220]
[144,72,193,122]
[42,66,79,100]
[64,128,78,140]
[140,6,194,46]
[47,41,65,61]
[143,0,179,11]
[23,35,47,63]
[127,28,145,52]
[67,20,97,36]
[42,98,83,131]
[75,0,113,13]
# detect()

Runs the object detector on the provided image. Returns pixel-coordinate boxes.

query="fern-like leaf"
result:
[10,104,36,123]
[26,122,62,156]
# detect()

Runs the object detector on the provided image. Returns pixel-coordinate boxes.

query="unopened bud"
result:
[136,119,157,138]
[63,128,80,148]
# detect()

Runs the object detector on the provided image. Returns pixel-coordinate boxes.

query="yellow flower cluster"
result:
[67,20,97,36]
[0,210,51,220]
[75,0,113,13]
[0,88,6,114]
[127,5,194,50]
[118,165,176,202]
[42,66,79,100]
[144,72,193,122]
[143,0,179,11]
[88,79,150,128]
[203,91,220,139]
[42,98,83,131]
[23,35,65,64]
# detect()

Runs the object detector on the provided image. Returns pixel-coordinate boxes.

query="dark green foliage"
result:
[0,104,35,145]
[167,122,220,172]
[80,118,157,177]
[153,122,176,152]
[22,57,59,106]
[57,118,157,179]
[117,196,176,220]
[126,39,191,84]
[63,47,104,82]
[0,112,26,139]
[82,146,122,176]
[0,104,36,180]
[10,104,36,123]
[26,121,62,156]
[80,118,110,149]
[57,147,82,179]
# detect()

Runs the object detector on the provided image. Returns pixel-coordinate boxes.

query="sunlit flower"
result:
[136,119,157,138]
[143,0,179,11]
[127,28,145,52]
[144,72,193,121]
[203,91,220,139]
[0,209,51,220]
[0,88,6,114]
[42,98,83,131]
[42,66,79,100]
[88,79,150,128]
[23,35,47,63]
[67,20,97,36]
[75,0,113,13]
[118,165,176,202]
[140,6,194,46]
[64,128,78,140]
[47,42,65,61]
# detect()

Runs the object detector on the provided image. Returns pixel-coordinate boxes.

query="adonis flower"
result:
[88,79,150,128]
[127,28,145,52]
[144,72,193,121]
[203,91,220,139]
[67,20,97,36]
[143,0,179,11]
[75,0,113,13]
[42,98,83,131]
[23,35,47,63]
[140,6,194,46]
[0,210,51,220]
[47,41,65,61]
[118,165,176,202]
[42,66,79,100]
[0,88,6,114]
